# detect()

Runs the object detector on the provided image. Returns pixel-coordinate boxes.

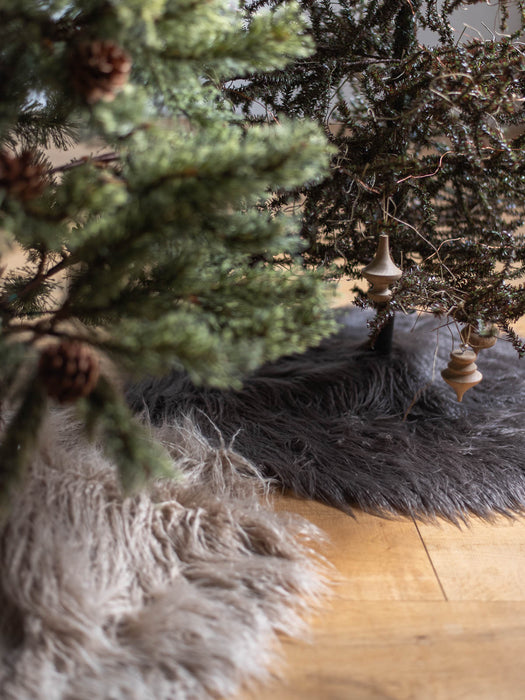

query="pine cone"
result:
[39,341,100,403]
[70,40,132,104]
[0,150,48,201]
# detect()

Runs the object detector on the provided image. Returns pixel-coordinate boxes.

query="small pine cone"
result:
[70,40,132,104]
[0,150,48,201]
[39,341,100,404]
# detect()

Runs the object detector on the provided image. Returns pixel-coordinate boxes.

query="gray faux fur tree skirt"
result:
[0,412,328,700]
[128,309,525,523]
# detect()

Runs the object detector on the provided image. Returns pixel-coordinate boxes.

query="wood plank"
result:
[239,600,525,700]
[417,516,525,601]
[274,497,444,601]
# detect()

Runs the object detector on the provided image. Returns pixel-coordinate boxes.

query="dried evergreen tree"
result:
[0,0,335,505]
[229,0,525,348]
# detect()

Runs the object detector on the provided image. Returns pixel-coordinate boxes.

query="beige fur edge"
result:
[0,411,331,700]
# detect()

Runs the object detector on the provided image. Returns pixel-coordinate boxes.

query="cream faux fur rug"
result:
[0,412,328,700]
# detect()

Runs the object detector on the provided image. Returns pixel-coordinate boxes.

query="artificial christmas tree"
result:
[130,0,525,520]
[229,0,525,352]
[0,0,335,503]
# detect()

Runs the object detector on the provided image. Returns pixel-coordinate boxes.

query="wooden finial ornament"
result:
[459,325,498,353]
[362,234,402,304]
[441,324,498,401]
[441,347,482,402]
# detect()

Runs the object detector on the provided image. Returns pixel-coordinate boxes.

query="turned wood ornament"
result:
[441,347,482,402]
[441,324,498,401]
[459,325,498,353]
[362,234,403,304]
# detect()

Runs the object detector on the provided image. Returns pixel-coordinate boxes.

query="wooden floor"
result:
[238,497,525,700]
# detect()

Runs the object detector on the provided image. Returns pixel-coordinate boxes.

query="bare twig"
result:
[49,152,120,176]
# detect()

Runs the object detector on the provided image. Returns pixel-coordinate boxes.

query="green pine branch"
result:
[0,0,336,505]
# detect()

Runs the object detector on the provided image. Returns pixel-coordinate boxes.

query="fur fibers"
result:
[127,309,525,523]
[0,412,329,700]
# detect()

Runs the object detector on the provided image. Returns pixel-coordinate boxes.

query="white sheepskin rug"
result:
[0,411,328,700]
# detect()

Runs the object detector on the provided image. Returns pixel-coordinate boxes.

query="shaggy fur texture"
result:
[128,309,525,523]
[0,412,328,700]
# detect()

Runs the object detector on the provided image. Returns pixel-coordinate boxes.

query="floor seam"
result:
[413,517,449,602]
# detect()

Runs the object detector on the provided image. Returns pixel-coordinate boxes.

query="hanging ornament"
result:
[440,323,498,401]
[362,234,403,304]
[459,324,498,353]
[70,40,132,105]
[362,233,403,353]
[0,150,48,201]
[38,340,100,404]
[441,347,482,402]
